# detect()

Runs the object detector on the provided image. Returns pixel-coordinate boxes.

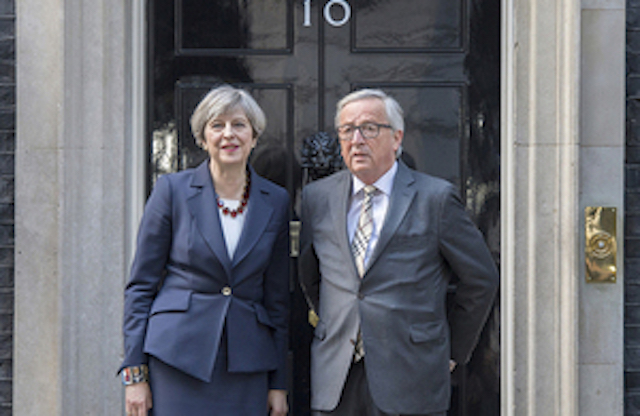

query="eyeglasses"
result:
[336,122,393,141]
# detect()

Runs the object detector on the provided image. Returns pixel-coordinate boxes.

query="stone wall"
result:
[14,0,128,413]
[0,0,13,414]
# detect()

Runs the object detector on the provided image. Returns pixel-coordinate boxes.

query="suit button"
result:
[358,293,365,300]
[222,286,232,296]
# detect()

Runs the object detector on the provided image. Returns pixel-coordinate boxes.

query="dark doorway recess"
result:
[147,1,500,414]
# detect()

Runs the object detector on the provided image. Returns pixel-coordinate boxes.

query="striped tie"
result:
[351,185,375,362]
[351,185,376,277]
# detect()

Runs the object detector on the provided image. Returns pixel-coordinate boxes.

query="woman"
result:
[120,85,290,416]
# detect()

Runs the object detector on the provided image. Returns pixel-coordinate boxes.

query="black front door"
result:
[147,1,500,414]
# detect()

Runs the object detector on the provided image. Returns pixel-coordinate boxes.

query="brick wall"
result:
[628,1,640,414]
[0,0,13,414]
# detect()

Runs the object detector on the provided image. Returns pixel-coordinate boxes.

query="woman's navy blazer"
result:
[121,160,290,389]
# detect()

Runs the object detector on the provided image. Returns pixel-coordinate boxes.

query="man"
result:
[299,89,499,416]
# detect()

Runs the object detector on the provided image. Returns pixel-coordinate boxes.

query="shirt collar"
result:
[352,161,398,197]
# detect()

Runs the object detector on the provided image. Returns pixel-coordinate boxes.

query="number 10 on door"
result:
[303,0,352,28]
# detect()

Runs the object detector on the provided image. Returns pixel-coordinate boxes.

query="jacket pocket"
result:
[390,234,431,250]
[410,321,445,344]
[253,303,276,329]
[149,290,191,316]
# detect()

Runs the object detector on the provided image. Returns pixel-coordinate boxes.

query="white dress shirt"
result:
[347,161,398,267]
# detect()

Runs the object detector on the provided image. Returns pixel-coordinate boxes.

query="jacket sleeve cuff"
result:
[268,369,287,390]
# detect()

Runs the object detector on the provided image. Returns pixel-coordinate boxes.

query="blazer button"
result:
[358,293,365,300]
[222,286,232,296]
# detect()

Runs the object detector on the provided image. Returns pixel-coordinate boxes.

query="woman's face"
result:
[203,106,257,169]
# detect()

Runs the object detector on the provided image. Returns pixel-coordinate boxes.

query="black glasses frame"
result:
[336,122,393,141]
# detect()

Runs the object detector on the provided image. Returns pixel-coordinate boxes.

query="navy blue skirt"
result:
[148,333,269,416]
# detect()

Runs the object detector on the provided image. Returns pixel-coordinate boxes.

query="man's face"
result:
[338,98,403,184]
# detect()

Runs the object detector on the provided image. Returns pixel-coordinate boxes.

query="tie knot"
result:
[363,185,376,198]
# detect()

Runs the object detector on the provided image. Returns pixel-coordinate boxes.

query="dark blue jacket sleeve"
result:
[264,191,291,390]
[121,175,173,370]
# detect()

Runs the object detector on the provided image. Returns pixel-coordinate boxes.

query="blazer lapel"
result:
[330,171,359,278]
[231,168,274,274]
[365,162,416,274]
[186,161,232,276]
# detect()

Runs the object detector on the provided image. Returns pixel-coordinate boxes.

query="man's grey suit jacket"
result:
[299,161,499,414]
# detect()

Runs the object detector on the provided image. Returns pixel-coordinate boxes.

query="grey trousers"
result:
[312,359,446,416]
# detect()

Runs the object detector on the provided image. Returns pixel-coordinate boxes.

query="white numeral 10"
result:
[303,0,351,28]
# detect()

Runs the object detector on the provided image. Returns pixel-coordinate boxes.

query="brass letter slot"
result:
[585,207,617,283]
[290,220,301,258]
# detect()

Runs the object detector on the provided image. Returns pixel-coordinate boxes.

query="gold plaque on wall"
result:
[585,207,617,283]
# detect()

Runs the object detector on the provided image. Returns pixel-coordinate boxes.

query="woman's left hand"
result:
[267,389,288,416]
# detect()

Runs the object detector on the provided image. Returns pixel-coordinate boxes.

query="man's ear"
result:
[393,130,404,151]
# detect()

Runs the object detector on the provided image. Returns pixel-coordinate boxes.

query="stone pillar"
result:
[502,0,625,414]
[15,0,130,414]
[501,0,581,414]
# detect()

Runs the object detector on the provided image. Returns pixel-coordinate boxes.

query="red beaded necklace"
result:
[216,173,251,218]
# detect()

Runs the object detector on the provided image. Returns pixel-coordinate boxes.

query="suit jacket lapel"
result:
[186,161,232,276]
[365,162,416,274]
[231,168,274,275]
[331,171,359,278]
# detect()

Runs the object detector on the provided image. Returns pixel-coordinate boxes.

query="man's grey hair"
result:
[334,88,405,133]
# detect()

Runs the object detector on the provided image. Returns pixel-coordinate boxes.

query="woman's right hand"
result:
[125,382,152,416]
